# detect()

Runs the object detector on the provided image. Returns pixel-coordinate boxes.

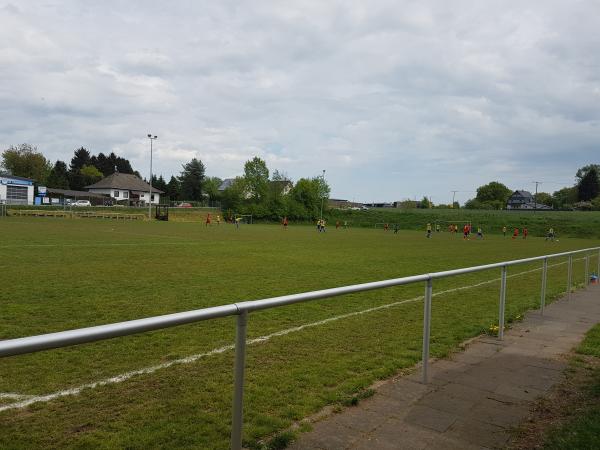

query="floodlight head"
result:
[147,134,152,138]
[154,135,158,139]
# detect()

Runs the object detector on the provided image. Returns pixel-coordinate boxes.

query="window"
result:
[6,185,28,204]
[152,194,156,202]
[123,191,129,199]
[114,190,120,197]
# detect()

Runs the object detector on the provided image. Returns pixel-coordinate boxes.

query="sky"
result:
[1,1,599,204]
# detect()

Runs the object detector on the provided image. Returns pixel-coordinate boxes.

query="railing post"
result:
[231,309,248,450]
[422,278,433,384]
[567,255,573,300]
[597,249,600,281]
[540,258,548,316]
[585,253,589,286]
[498,265,507,340]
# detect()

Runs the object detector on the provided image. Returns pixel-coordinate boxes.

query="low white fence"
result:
[0,247,599,449]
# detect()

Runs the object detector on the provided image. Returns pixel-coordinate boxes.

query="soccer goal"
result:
[235,214,253,224]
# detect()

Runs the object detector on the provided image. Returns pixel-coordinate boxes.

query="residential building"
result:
[86,172,163,206]
[507,190,552,210]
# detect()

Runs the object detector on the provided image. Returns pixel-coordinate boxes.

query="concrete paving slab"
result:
[288,284,599,450]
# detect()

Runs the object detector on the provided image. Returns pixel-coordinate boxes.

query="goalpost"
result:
[234,214,253,224]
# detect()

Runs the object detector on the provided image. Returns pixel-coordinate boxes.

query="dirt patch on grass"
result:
[508,354,600,449]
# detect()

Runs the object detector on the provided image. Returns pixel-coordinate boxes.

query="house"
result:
[0,173,34,205]
[218,178,236,192]
[86,172,163,206]
[507,190,552,210]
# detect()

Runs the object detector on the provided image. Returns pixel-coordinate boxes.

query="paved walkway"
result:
[289,285,600,450]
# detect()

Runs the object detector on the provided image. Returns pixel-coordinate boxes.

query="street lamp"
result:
[319,169,326,223]
[147,134,158,220]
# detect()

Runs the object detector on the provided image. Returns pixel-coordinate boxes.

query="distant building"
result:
[218,178,236,192]
[46,188,108,206]
[86,172,163,206]
[0,174,34,205]
[506,190,552,210]
[270,180,293,195]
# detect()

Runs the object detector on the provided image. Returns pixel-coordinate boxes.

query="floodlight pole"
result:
[147,134,158,220]
[533,181,541,214]
[319,169,326,222]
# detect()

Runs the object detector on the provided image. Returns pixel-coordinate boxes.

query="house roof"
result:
[218,178,236,191]
[85,173,164,193]
[0,173,34,183]
[511,190,533,198]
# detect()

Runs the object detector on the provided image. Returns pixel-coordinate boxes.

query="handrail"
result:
[1,246,599,449]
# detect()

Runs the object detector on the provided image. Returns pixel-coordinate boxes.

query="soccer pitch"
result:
[0,218,598,449]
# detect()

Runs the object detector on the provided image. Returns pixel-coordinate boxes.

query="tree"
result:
[577,166,600,201]
[419,196,432,209]
[243,157,269,202]
[475,181,511,209]
[552,187,577,209]
[165,176,181,201]
[68,147,92,190]
[91,152,135,176]
[46,161,70,189]
[1,143,52,182]
[576,164,600,181]
[535,192,553,207]
[289,177,329,218]
[152,175,168,194]
[179,158,206,201]
[220,177,246,212]
[80,164,103,186]
[204,176,223,203]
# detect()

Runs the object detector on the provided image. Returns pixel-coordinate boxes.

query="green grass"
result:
[330,208,600,238]
[0,218,598,449]
[542,324,600,449]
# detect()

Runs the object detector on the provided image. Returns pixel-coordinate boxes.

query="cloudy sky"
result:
[1,1,598,204]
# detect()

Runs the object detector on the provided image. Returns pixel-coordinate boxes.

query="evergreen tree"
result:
[46,160,70,189]
[68,147,91,190]
[578,167,600,201]
[166,175,181,201]
[179,158,206,201]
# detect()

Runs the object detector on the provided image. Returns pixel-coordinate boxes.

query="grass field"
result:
[0,217,599,449]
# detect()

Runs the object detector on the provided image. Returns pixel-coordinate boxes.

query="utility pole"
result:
[533,181,542,214]
[319,170,326,222]
[147,134,158,220]
[451,190,458,208]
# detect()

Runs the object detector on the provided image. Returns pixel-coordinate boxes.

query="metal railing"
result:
[1,247,599,449]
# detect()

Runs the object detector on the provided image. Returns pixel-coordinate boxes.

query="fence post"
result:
[540,258,548,316]
[231,309,248,450]
[584,253,589,286]
[422,278,433,384]
[498,266,507,340]
[567,255,573,300]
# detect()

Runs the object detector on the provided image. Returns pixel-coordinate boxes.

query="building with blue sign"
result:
[0,174,34,205]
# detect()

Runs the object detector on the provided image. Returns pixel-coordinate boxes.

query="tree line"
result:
[1,144,330,219]
[463,164,600,210]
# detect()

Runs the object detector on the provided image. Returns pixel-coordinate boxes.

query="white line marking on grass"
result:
[0,260,572,412]
[0,393,35,400]
[0,242,193,249]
